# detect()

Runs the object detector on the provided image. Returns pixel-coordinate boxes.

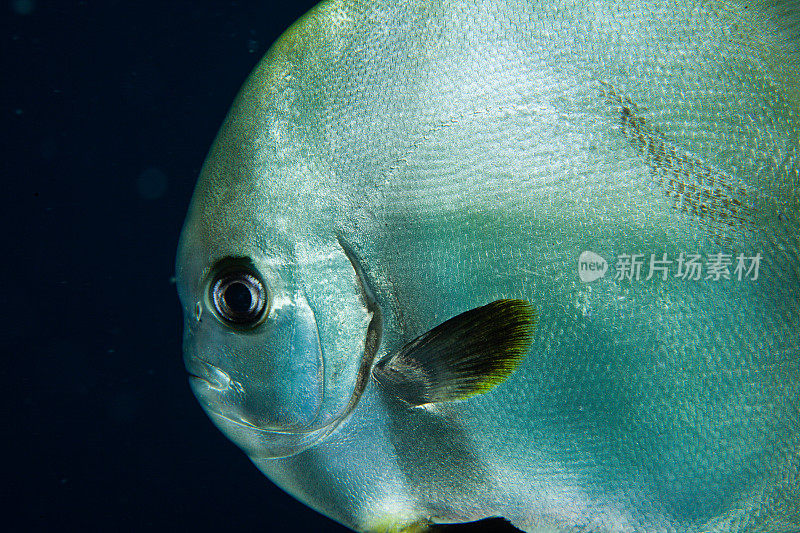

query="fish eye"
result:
[208,258,268,328]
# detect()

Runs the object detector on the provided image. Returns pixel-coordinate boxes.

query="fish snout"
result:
[183,352,337,459]
[182,298,327,442]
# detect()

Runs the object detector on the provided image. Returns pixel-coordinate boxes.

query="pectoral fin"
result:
[372,299,537,406]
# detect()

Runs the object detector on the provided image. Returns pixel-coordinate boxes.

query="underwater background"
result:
[12,2,796,532]
[6,1,356,530]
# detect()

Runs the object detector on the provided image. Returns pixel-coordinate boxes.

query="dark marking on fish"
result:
[240,236,385,457]
[599,81,755,244]
[335,235,384,413]
[381,397,496,525]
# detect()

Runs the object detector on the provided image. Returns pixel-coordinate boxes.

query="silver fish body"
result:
[176,0,800,531]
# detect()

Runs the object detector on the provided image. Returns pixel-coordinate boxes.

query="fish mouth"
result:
[185,358,232,390]
[186,357,322,434]
[192,314,380,458]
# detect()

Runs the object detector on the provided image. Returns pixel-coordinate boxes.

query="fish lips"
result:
[185,358,338,458]
[186,362,357,459]
[184,296,363,458]
[185,299,320,426]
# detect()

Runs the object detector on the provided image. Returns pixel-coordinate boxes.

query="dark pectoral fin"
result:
[372,299,537,406]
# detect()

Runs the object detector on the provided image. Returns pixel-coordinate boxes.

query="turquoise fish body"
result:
[176,0,800,530]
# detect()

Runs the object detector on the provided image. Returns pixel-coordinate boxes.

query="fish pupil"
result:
[224,281,253,315]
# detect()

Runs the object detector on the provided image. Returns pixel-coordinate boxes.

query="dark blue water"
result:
[5,1,348,530]
[5,2,555,530]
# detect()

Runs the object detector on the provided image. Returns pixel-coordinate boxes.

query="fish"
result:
[175,0,800,531]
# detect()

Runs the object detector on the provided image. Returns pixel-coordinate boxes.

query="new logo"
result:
[578,251,608,283]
